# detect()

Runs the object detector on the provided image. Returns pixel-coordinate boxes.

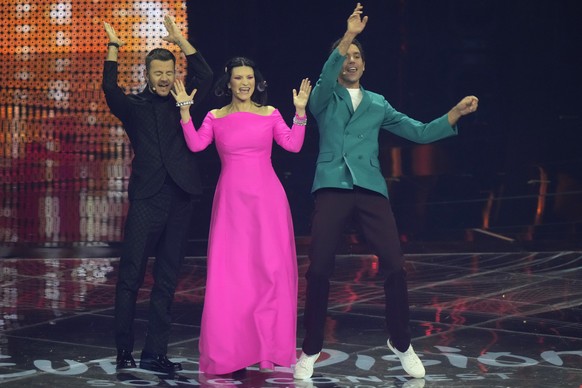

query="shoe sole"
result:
[140,363,182,373]
[386,341,425,379]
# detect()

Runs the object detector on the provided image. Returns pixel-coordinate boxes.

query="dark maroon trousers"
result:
[301,187,412,355]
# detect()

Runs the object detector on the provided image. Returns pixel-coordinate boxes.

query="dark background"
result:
[1,0,581,257]
[181,0,582,247]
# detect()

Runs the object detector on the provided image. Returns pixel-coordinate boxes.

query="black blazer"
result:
[102,52,213,200]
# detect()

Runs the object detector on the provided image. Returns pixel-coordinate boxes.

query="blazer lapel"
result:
[348,86,371,125]
[335,85,354,115]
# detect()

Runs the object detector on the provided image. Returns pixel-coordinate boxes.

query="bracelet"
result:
[176,100,194,107]
[107,42,120,48]
[293,115,307,126]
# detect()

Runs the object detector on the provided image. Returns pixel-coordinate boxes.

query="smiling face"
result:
[338,43,365,89]
[146,59,176,97]
[229,66,255,102]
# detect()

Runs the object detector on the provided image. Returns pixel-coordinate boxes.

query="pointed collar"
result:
[335,84,371,118]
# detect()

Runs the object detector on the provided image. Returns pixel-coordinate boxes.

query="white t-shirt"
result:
[347,88,364,111]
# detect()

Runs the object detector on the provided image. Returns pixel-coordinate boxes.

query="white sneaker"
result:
[387,340,425,378]
[293,352,320,380]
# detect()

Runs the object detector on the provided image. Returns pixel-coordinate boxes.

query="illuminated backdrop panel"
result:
[0,1,189,245]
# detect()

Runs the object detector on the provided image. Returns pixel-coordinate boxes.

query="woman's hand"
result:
[293,78,312,116]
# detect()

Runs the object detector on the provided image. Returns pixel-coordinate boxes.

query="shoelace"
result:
[297,356,314,367]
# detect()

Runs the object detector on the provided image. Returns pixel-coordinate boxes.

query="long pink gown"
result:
[181,109,304,375]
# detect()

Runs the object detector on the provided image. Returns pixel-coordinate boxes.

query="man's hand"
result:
[161,15,196,55]
[103,22,125,47]
[448,96,479,126]
[162,15,184,45]
[347,3,368,36]
[338,3,368,56]
[171,79,197,122]
[170,79,197,105]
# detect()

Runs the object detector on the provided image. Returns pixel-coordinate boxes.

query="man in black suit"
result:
[102,16,213,373]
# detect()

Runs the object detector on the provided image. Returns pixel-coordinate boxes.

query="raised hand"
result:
[293,78,312,114]
[347,3,368,36]
[170,79,197,105]
[161,15,196,55]
[453,96,479,116]
[171,79,197,122]
[447,95,479,126]
[162,15,184,45]
[103,22,125,47]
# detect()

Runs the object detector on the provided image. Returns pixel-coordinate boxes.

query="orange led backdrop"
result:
[0,1,189,245]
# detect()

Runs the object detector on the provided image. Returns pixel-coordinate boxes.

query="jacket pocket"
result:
[317,152,334,164]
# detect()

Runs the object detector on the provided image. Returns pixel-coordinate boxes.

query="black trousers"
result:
[302,187,411,355]
[115,180,194,355]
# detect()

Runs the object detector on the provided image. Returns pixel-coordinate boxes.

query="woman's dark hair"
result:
[330,38,365,62]
[214,56,268,106]
[145,48,176,72]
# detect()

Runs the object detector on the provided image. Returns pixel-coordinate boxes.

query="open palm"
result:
[293,78,312,110]
[103,22,125,46]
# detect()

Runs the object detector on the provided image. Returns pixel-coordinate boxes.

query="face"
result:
[338,44,365,88]
[146,59,176,97]
[229,66,255,102]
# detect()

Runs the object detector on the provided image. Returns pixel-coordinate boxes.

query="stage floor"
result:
[0,251,581,387]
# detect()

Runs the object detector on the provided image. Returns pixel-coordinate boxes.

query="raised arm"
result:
[162,15,196,55]
[380,95,478,143]
[171,79,197,123]
[180,114,214,153]
[102,22,131,121]
[309,3,368,117]
[162,15,213,108]
[271,79,311,152]
[292,78,312,118]
[103,22,125,62]
[447,96,479,126]
[336,2,368,56]
[171,79,213,152]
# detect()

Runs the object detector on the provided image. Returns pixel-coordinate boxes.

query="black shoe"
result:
[139,351,182,373]
[116,349,136,369]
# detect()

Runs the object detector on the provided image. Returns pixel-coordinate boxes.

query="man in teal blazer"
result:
[294,3,479,381]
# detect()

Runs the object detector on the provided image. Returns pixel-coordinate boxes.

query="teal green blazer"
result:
[309,48,458,198]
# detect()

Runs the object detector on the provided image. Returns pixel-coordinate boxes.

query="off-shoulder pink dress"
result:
[181,109,304,374]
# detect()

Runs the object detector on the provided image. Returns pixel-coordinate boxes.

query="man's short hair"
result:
[145,48,176,72]
[330,38,365,62]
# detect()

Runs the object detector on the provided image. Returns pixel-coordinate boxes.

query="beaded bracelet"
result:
[293,113,307,126]
[176,100,194,107]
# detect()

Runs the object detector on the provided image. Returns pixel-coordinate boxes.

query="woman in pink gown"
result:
[171,57,311,375]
